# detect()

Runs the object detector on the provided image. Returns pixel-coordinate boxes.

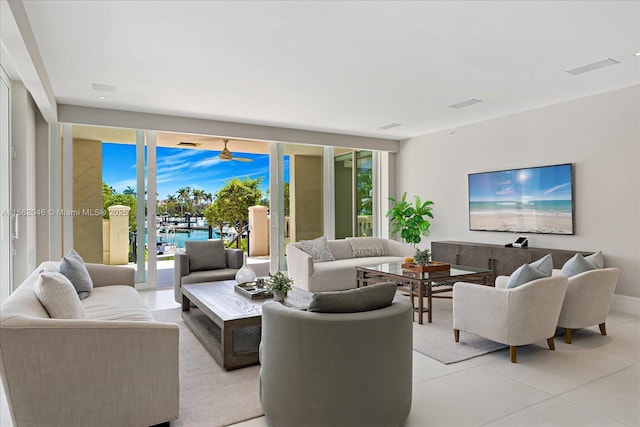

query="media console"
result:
[431,241,592,277]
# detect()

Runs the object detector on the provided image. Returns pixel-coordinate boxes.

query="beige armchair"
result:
[554,268,619,343]
[260,294,413,427]
[453,275,568,363]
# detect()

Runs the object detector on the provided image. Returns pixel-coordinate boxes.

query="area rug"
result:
[152,308,263,427]
[412,298,508,364]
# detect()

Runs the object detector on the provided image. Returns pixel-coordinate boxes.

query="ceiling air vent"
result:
[177,141,202,147]
[449,99,483,109]
[91,83,117,92]
[566,58,620,75]
[376,123,402,131]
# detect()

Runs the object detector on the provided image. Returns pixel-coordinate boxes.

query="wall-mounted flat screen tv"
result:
[468,163,574,235]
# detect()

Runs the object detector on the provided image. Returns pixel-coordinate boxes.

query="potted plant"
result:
[414,248,431,266]
[265,271,294,302]
[386,192,434,246]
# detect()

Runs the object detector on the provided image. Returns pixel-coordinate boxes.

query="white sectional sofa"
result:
[286,238,416,292]
[0,261,179,427]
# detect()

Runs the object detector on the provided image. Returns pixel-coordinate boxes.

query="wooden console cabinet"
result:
[431,241,592,277]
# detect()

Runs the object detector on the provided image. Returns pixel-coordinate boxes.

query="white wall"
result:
[397,85,640,298]
[11,81,38,288]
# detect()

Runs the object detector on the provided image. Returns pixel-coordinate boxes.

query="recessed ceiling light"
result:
[635,52,640,56]
[566,58,620,75]
[376,123,402,131]
[92,83,117,92]
[97,95,107,100]
[449,99,483,109]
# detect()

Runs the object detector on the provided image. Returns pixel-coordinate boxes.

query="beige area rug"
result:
[152,308,263,427]
[412,298,508,364]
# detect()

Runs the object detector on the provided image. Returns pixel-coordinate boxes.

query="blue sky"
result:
[469,164,573,202]
[102,143,289,199]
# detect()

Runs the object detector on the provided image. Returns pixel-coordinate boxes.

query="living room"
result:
[1,1,639,427]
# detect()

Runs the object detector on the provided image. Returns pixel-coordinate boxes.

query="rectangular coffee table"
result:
[356,263,494,324]
[181,280,311,370]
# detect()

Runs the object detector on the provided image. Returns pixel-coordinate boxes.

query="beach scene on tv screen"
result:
[469,164,573,234]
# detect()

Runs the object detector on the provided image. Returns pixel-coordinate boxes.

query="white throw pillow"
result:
[506,254,553,289]
[299,236,335,262]
[346,237,385,258]
[34,271,85,319]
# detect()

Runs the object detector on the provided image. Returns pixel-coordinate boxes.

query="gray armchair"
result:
[260,292,413,427]
[174,240,243,303]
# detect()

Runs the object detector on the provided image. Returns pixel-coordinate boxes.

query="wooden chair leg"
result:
[599,322,607,336]
[454,329,459,342]
[565,328,572,344]
[509,346,517,363]
[547,337,555,350]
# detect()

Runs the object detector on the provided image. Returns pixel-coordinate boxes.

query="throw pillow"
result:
[299,236,335,262]
[560,252,603,277]
[529,254,553,276]
[59,249,93,299]
[346,237,385,258]
[34,272,85,319]
[308,282,396,313]
[185,240,227,271]
[506,254,553,289]
[586,251,604,269]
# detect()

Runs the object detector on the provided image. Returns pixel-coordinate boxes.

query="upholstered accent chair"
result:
[453,275,568,363]
[260,293,413,427]
[174,240,243,303]
[554,268,619,343]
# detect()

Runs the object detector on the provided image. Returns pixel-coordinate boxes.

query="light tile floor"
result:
[2,289,638,427]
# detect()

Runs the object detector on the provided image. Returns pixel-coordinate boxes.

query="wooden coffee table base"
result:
[182,288,262,371]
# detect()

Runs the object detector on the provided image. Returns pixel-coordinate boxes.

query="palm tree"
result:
[192,189,205,215]
[123,185,136,196]
[176,187,192,217]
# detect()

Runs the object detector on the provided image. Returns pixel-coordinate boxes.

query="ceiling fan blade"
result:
[232,157,253,162]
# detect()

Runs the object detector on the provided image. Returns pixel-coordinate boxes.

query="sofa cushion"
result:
[81,285,155,322]
[327,239,354,260]
[560,252,603,277]
[34,272,85,319]
[299,236,335,262]
[181,268,240,285]
[186,240,227,271]
[347,237,385,257]
[59,249,93,299]
[308,282,397,313]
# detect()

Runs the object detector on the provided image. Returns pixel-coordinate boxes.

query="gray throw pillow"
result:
[299,236,335,262]
[34,271,85,319]
[586,251,604,269]
[308,282,397,313]
[59,249,93,299]
[505,254,553,289]
[560,252,602,277]
[186,240,227,271]
[530,254,553,276]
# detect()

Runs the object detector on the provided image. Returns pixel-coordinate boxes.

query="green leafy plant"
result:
[386,192,434,246]
[265,271,294,293]
[414,248,431,266]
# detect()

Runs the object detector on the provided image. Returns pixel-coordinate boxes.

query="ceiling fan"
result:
[218,139,252,162]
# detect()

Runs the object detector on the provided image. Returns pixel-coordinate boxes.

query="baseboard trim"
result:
[611,294,640,315]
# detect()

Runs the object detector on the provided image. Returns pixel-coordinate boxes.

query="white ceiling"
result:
[16,1,640,140]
